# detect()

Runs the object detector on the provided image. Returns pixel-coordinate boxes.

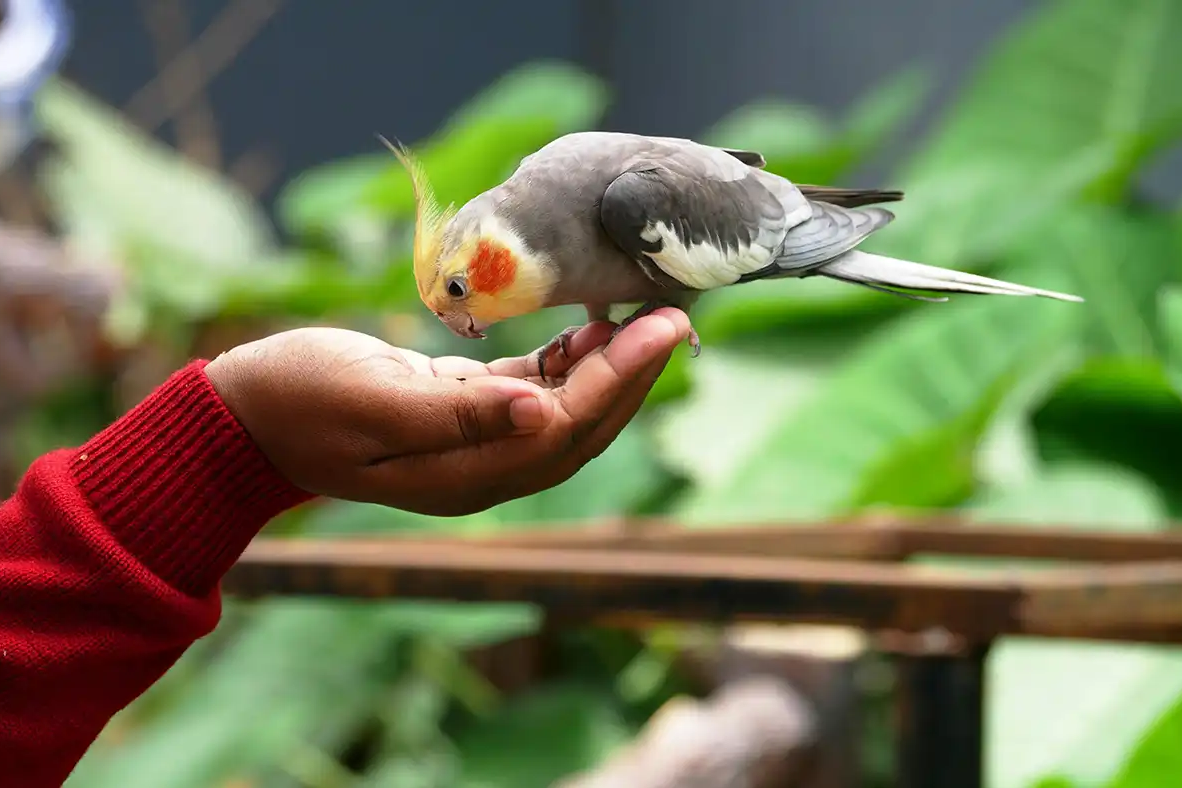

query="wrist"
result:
[70,360,315,597]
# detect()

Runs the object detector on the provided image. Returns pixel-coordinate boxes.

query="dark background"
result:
[59,0,1182,211]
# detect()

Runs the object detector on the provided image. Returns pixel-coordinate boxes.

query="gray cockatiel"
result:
[391,131,1082,376]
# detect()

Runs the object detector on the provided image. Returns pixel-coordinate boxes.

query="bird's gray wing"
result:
[599,154,804,291]
[600,152,898,290]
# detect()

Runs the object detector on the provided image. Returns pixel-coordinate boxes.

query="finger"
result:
[555,351,672,468]
[360,374,555,460]
[359,314,686,510]
[349,313,685,510]
[448,347,676,508]
[517,336,678,497]
[554,309,690,424]
[485,321,617,380]
[430,355,496,378]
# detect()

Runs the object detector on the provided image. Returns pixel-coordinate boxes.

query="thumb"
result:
[375,375,555,456]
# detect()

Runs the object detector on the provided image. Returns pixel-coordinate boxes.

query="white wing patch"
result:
[640,221,774,290]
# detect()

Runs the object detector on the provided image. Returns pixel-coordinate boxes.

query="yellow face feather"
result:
[378,135,456,305]
[381,136,557,336]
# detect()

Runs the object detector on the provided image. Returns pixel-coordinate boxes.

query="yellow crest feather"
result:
[378,134,456,303]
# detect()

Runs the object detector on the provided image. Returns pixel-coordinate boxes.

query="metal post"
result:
[895,642,990,788]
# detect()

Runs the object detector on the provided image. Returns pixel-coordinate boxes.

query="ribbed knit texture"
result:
[71,360,314,596]
[0,360,314,786]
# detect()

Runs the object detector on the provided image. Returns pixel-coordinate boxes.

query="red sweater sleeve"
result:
[0,360,314,787]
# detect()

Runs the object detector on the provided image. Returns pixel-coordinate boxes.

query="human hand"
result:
[203,309,691,516]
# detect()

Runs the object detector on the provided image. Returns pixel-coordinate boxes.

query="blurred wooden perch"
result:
[554,675,820,788]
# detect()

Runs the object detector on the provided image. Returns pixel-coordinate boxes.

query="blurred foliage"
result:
[0,0,1177,785]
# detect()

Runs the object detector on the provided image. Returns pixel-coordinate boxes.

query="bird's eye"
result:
[445,277,468,299]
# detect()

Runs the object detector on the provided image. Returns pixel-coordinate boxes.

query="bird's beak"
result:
[437,311,488,339]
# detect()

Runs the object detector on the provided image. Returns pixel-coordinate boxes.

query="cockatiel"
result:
[386,131,1082,377]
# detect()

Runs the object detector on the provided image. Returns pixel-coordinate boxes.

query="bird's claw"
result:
[535,325,582,380]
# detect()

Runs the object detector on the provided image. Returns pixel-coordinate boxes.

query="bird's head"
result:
[384,137,555,340]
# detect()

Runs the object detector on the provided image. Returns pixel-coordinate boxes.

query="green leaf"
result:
[906,0,1182,197]
[68,601,410,788]
[868,145,1121,277]
[478,420,669,526]
[213,250,422,319]
[276,153,392,238]
[34,80,279,321]
[678,284,1078,523]
[653,348,832,487]
[1031,357,1182,515]
[1158,283,1182,393]
[1107,691,1182,787]
[689,275,916,340]
[277,61,607,238]
[961,467,1180,788]
[967,462,1169,531]
[857,0,1182,304]
[1009,206,1181,359]
[705,67,930,186]
[451,683,635,788]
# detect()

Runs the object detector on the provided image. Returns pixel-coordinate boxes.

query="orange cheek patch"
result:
[469,240,517,294]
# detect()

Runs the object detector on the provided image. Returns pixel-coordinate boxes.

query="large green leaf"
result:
[704,67,930,186]
[1007,205,1181,359]
[863,0,1182,285]
[67,601,413,788]
[276,152,393,239]
[1031,357,1182,515]
[653,345,845,487]
[491,422,667,525]
[904,0,1182,196]
[965,461,1169,530]
[212,250,422,320]
[451,683,635,788]
[956,465,1179,788]
[34,79,280,330]
[1159,283,1182,393]
[69,590,538,788]
[1106,690,1182,787]
[678,281,1079,522]
[988,639,1182,788]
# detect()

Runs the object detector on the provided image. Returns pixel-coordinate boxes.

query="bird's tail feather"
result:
[818,250,1084,303]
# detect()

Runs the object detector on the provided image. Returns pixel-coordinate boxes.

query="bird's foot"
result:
[535,325,583,380]
[611,303,701,358]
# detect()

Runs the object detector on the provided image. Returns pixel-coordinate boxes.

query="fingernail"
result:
[510,394,546,430]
